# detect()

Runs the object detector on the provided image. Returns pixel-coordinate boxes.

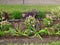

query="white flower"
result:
[48,21,50,25]
[29,15,32,18]
[32,24,35,27]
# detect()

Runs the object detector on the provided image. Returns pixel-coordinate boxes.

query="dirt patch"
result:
[0,36,60,44]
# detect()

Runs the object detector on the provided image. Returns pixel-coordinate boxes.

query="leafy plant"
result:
[54,23,60,31]
[43,18,53,27]
[0,21,11,31]
[8,28,17,36]
[10,11,22,19]
[25,16,36,31]
[25,16,42,39]
[55,31,60,35]
[0,12,3,22]
[24,29,35,36]
[17,29,28,37]
[33,28,50,40]
[51,23,60,35]
[39,28,50,36]
[38,11,46,19]
[0,30,6,36]
[51,7,60,19]
[32,31,42,39]
[52,23,60,32]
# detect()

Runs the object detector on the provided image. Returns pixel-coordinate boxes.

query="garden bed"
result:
[8,19,60,30]
[0,5,60,44]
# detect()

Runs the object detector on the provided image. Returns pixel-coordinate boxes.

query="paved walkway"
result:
[0,0,60,5]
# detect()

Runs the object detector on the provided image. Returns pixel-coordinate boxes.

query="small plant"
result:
[51,7,60,19]
[25,16,36,31]
[24,29,35,36]
[52,23,60,32]
[43,18,53,27]
[10,11,22,19]
[0,21,11,31]
[51,23,60,35]
[38,11,46,19]
[8,28,17,36]
[0,12,3,21]
[0,30,6,36]
[39,28,50,36]
[25,16,42,39]
[32,31,42,39]
[17,29,28,37]
[55,31,60,35]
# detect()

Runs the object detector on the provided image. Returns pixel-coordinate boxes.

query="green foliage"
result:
[43,18,53,27]
[0,5,58,20]
[0,5,58,13]
[17,29,28,37]
[24,29,35,36]
[10,11,22,19]
[0,21,11,31]
[51,23,60,35]
[54,23,60,31]
[8,28,17,36]
[51,7,60,19]
[25,16,36,31]
[55,31,60,35]
[0,12,3,21]
[25,16,42,39]
[38,11,46,19]
[39,28,50,35]
[0,30,6,36]
[32,31,42,39]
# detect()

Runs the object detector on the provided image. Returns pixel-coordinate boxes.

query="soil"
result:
[0,36,60,45]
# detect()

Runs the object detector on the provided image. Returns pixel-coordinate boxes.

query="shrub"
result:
[43,18,53,27]
[51,23,60,35]
[0,12,3,21]
[25,16,36,31]
[24,29,35,36]
[0,21,11,31]
[51,7,60,19]
[8,28,17,36]
[10,11,22,19]
[52,23,60,32]
[39,28,50,36]
[38,11,46,19]
[17,29,28,37]
[0,30,6,36]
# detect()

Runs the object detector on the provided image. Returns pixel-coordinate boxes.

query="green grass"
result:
[0,5,60,13]
[1,41,60,45]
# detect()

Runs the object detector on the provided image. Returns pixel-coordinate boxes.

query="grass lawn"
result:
[0,5,60,13]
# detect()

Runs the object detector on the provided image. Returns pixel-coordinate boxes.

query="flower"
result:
[32,24,35,27]
[48,21,50,25]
